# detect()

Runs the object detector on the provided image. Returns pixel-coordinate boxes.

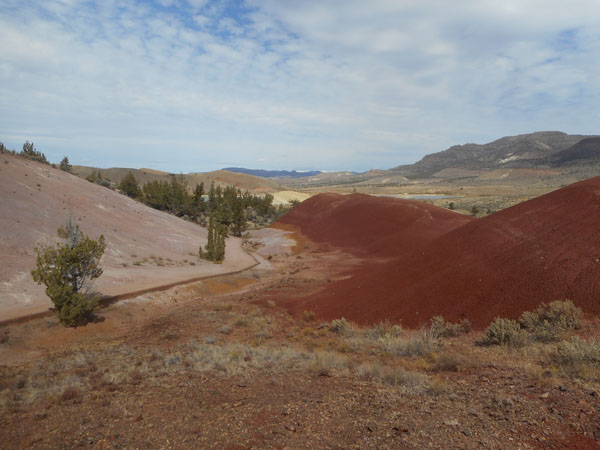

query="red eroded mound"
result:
[278,179,600,328]
[275,193,474,258]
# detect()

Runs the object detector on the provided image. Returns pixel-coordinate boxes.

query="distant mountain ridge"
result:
[545,137,600,166]
[391,131,599,178]
[223,167,321,178]
[71,166,284,193]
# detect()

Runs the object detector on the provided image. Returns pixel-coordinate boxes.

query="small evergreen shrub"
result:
[330,318,351,334]
[59,156,72,173]
[549,337,600,380]
[429,316,471,338]
[366,319,402,339]
[31,219,105,326]
[519,300,582,342]
[481,318,524,346]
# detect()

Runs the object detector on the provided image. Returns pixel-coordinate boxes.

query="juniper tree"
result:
[230,191,246,237]
[59,156,72,173]
[21,141,49,164]
[192,182,205,217]
[119,171,142,199]
[201,197,227,262]
[31,219,106,326]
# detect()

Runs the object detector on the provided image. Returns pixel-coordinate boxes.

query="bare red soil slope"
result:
[276,193,474,258]
[277,179,600,328]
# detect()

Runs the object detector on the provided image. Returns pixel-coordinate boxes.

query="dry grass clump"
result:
[59,386,81,403]
[213,302,234,312]
[234,317,250,327]
[365,320,402,339]
[429,316,471,339]
[336,336,370,353]
[381,331,437,358]
[303,310,315,322]
[313,350,350,371]
[184,342,315,375]
[0,351,99,409]
[357,362,429,392]
[431,352,462,372]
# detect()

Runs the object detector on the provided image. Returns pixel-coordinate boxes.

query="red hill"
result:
[276,193,474,258]
[277,179,600,328]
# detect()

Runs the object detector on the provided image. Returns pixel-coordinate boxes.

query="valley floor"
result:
[1,230,599,449]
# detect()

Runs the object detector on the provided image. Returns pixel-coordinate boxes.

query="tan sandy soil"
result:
[272,191,311,205]
[0,154,256,322]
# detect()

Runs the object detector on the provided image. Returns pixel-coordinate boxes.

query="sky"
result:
[1,0,599,172]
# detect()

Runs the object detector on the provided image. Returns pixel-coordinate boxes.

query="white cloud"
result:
[0,0,599,171]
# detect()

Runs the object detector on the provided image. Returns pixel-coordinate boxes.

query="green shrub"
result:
[481,318,524,346]
[429,316,471,338]
[31,219,105,326]
[549,337,600,380]
[366,319,402,339]
[118,171,142,199]
[330,318,351,334]
[519,300,582,342]
[59,156,72,173]
[20,141,49,164]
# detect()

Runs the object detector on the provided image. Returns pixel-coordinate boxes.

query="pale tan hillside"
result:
[0,154,256,322]
[272,190,311,205]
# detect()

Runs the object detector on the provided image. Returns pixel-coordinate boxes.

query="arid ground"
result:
[1,155,600,449]
[1,220,600,448]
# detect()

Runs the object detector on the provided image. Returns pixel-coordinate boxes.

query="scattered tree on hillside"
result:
[255,193,274,216]
[230,193,246,237]
[139,176,281,230]
[31,218,106,326]
[20,141,49,164]
[59,156,72,173]
[166,175,192,215]
[201,213,226,262]
[142,175,194,216]
[119,171,142,199]
[192,182,206,216]
[85,169,109,186]
[0,142,6,154]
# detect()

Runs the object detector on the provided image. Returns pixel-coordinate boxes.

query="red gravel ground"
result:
[275,178,600,328]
